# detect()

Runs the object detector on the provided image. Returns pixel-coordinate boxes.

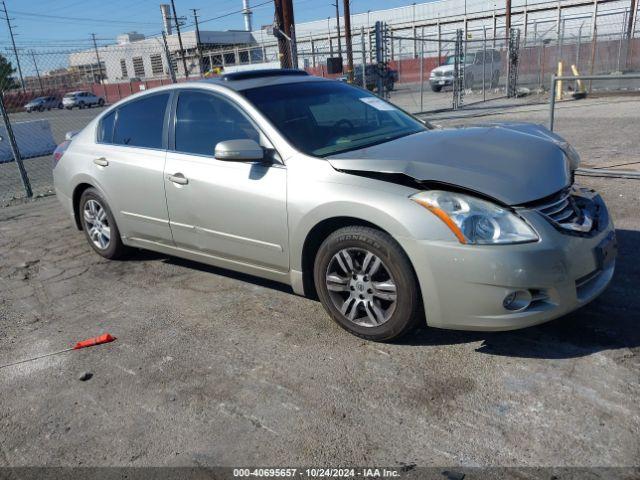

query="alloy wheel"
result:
[325,248,398,328]
[83,199,111,250]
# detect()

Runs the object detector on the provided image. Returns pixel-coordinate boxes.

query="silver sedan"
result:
[52,70,616,341]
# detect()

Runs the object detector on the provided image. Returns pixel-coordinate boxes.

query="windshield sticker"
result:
[359,97,396,111]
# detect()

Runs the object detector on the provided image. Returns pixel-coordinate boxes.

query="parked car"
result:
[24,95,62,112]
[429,50,502,91]
[52,70,616,341]
[341,64,398,92]
[62,91,105,109]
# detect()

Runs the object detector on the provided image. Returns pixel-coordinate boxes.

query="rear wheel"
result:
[98,98,105,107]
[314,226,422,342]
[79,188,129,260]
[431,84,442,92]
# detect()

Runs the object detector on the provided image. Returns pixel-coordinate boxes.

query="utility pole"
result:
[273,0,295,68]
[627,0,638,67]
[191,8,204,76]
[1,1,25,92]
[343,0,354,82]
[30,50,43,92]
[170,0,189,78]
[282,0,295,67]
[162,31,177,83]
[505,0,512,44]
[90,33,103,84]
[333,1,343,59]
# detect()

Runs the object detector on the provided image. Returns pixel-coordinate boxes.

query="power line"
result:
[1,1,25,92]
[8,9,158,26]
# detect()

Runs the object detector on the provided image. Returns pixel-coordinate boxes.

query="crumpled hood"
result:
[327,123,573,205]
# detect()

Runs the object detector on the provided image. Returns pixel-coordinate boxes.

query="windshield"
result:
[241,81,425,157]
[64,93,77,98]
[31,97,46,102]
[443,53,475,65]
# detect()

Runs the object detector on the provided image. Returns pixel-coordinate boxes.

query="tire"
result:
[79,188,129,260]
[430,84,442,92]
[79,102,85,109]
[58,103,63,109]
[38,106,45,112]
[98,99,105,107]
[313,226,422,342]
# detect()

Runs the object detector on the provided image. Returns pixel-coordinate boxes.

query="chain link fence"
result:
[1,0,639,206]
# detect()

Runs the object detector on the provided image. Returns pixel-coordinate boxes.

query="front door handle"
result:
[93,157,109,167]
[168,173,189,185]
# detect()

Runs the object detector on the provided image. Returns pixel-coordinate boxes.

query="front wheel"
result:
[79,188,129,259]
[430,84,442,92]
[314,226,422,341]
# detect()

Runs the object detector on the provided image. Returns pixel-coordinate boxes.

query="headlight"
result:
[410,191,538,245]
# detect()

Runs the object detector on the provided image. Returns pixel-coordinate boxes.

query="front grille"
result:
[532,187,594,234]
[434,71,444,77]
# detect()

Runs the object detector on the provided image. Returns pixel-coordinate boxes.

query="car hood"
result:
[431,65,454,75]
[327,123,574,205]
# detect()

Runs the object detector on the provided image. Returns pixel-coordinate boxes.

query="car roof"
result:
[198,70,329,92]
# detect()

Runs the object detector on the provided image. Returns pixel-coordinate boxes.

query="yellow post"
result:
[571,64,585,94]
[556,61,563,100]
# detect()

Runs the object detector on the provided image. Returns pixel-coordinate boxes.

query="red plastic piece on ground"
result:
[73,333,117,350]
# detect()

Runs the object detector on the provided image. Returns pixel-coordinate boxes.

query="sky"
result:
[1,0,425,49]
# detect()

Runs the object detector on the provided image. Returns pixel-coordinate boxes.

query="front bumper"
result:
[398,196,616,331]
[430,77,453,86]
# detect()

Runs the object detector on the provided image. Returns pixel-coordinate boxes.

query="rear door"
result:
[163,89,289,271]
[90,91,173,245]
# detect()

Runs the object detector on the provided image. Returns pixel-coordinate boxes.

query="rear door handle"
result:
[168,173,189,185]
[93,157,109,167]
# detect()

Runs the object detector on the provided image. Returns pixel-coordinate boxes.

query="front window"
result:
[443,53,475,65]
[241,81,425,157]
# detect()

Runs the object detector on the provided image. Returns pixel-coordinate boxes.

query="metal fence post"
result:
[419,27,425,112]
[361,26,366,88]
[0,92,32,198]
[483,25,487,101]
[549,75,557,131]
[375,21,385,97]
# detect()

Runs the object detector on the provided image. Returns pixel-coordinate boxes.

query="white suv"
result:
[62,91,105,109]
[429,50,502,92]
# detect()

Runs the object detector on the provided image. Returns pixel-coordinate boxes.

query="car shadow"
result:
[123,229,639,360]
[400,228,640,359]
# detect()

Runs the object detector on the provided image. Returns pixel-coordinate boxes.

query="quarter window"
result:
[98,111,116,143]
[174,90,260,156]
[112,93,169,149]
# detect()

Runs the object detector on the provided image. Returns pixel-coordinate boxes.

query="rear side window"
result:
[113,93,169,149]
[98,111,116,143]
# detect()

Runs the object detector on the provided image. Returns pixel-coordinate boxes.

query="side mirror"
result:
[214,139,265,162]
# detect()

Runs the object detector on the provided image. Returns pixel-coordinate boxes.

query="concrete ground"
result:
[1,183,639,467]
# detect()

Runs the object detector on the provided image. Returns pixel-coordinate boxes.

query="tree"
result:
[0,53,17,91]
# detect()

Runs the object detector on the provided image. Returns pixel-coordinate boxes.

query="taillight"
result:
[52,140,70,169]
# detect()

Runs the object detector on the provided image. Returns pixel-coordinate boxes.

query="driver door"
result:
[163,89,289,272]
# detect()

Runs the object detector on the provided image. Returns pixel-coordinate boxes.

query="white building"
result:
[69,30,257,83]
